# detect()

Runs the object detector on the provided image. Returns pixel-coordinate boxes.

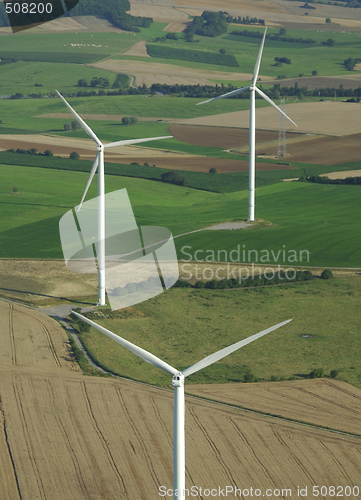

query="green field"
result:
[75,278,361,388]
[0,163,360,268]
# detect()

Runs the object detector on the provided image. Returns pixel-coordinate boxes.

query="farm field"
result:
[0,300,361,499]
[177,101,361,137]
[74,278,361,388]
[0,164,360,267]
[187,378,361,436]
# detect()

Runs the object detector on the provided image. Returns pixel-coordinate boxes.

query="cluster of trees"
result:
[78,77,110,88]
[122,116,138,125]
[66,0,152,32]
[185,11,228,40]
[224,13,265,25]
[174,269,314,290]
[274,57,292,66]
[153,32,179,42]
[321,38,335,46]
[344,57,361,71]
[300,3,316,9]
[0,0,153,30]
[300,175,361,185]
[7,147,53,156]
[64,121,81,131]
[231,29,318,44]
[160,171,188,186]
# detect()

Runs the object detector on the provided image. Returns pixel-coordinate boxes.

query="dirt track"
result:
[1,300,361,499]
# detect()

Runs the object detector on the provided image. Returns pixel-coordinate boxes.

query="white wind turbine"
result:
[72,311,291,500]
[56,90,172,306]
[197,28,297,222]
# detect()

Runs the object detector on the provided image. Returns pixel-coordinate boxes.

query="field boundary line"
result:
[185,392,361,441]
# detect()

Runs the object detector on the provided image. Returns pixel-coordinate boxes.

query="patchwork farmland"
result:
[0,0,360,497]
[1,301,361,499]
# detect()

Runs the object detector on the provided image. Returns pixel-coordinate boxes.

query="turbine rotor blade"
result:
[72,312,178,376]
[55,90,102,146]
[252,28,267,86]
[181,319,292,378]
[197,86,250,105]
[77,153,99,212]
[104,135,172,149]
[255,87,298,128]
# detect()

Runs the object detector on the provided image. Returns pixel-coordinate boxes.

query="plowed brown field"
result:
[1,300,361,499]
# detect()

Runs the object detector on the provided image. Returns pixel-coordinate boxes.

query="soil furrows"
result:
[270,425,316,485]
[44,379,91,498]
[115,386,165,490]
[81,381,129,499]
[14,307,62,368]
[318,441,350,482]
[11,378,47,499]
[0,302,14,366]
[188,405,238,488]
[229,417,278,488]
[8,302,16,366]
[0,395,21,500]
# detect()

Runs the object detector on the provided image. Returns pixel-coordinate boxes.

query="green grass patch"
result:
[146,43,239,67]
[0,163,360,268]
[78,278,361,388]
[0,61,125,96]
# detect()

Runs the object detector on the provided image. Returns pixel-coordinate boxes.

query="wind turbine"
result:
[197,28,297,222]
[72,311,292,499]
[56,90,172,306]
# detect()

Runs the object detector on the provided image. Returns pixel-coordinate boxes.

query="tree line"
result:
[300,175,361,185]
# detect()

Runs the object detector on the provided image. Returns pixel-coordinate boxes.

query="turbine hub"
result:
[172,372,184,387]
[97,144,104,152]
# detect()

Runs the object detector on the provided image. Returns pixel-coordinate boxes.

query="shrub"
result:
[209,167,217,173]
[330,369,339,378]
[71,121,81,131]
[321,268,333,279]
[43,149,53,157]
[309,368,325,378]
[161,171,188,186]
[13,186,18,194]
[70,151,80,160]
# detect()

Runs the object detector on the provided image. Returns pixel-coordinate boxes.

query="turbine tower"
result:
[56,91,172,306]
[197,29,297,222]
[72,311,292,499]
[277,98,287,159]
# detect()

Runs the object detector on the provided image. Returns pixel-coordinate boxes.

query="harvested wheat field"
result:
[128,0,188,21]
[187,378,361,436]
[0,259,98,304]
[178,101,361,136]
[122,40,150,57]
[1,300,361,499]
[0,134,189,160]
[90,59,265,86]
[322,169,361,179]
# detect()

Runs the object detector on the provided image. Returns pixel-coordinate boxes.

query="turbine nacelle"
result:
[172,372,185,387]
